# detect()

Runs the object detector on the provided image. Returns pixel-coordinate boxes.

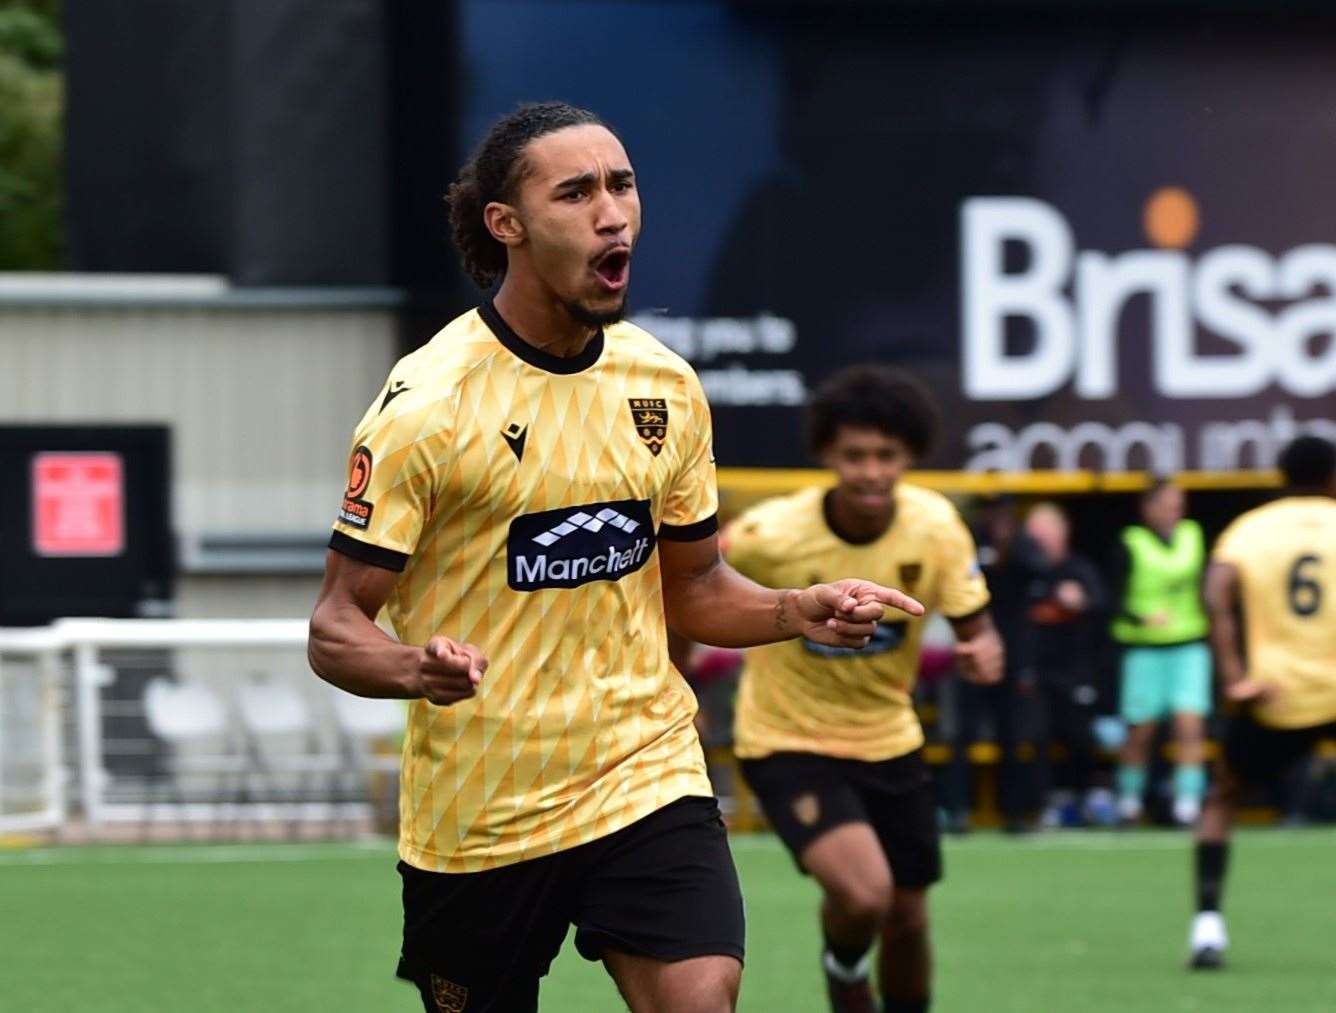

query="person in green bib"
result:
[1111,479,1211,826]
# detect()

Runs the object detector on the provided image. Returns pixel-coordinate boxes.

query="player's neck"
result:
[492,276,599,359]
[823,488,894,545]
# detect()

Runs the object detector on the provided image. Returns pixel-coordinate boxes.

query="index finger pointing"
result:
[871,586,925,616]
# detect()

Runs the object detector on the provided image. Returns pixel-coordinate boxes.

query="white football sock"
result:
[823,949,872,983]
[1190,911,1228,952]
[1174,796,1202,826]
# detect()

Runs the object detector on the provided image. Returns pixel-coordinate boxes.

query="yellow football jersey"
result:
[330,301,717,873]
[727,483,989,762]
[1212,496,1336,729]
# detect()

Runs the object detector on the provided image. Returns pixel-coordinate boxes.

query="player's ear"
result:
[484,201,526,248]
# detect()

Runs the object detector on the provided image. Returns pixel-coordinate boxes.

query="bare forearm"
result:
[950,610,993,643]
[663,557,797,648]
[1207,610,1244,684]
[308,602,421,699]
[950,610,1005,683]
[1203,562,1245,684]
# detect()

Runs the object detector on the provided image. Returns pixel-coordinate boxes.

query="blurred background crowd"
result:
[684,484,1336,836]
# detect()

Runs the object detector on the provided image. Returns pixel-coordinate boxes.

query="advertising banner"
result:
[464,6,1336,472]
[671,20,1336,471]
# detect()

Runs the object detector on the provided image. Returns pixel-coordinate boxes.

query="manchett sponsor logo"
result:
[508,499,656,591]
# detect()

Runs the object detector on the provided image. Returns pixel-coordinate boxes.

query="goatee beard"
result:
[563,294,627,328]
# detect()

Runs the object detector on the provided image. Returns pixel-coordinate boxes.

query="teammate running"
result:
[727,365,1003,1013]
[1188,435,1336,969]
[307,102,923,1013]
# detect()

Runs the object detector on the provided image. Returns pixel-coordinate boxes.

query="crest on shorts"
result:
[628,398,669,456]
[899,562,923,591]
[430,974,469,1012]
[792,792,821,827]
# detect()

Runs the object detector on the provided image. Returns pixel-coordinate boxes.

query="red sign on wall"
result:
[32,453,125,557]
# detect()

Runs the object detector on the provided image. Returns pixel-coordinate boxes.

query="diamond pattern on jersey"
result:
[332,309,718,873]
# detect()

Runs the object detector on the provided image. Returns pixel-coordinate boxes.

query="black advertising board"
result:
[0,427,173,625]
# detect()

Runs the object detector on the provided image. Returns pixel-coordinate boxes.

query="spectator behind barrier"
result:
[943,495,1047,833]
[1024,502,1110,827]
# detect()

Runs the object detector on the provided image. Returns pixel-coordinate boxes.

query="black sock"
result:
[823,933,873,972]
[883,998,930,1013]
[1195,841,1229,913]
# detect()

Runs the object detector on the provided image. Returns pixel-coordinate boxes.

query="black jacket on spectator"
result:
[1025,554,1108,683]
[973,528,1047,679]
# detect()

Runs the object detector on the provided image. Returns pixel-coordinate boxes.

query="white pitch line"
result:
[0,841,394,866]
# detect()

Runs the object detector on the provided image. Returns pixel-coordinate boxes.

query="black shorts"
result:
[1223,712,1336,787]
[739,749,942,889]
[395,795,744,1013]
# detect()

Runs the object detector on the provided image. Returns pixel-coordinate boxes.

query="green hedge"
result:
[0,1,63,270]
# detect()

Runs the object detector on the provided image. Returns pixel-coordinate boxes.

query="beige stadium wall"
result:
[0,275,402,618]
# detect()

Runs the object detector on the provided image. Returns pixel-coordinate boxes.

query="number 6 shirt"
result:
[1212,496,1336,730]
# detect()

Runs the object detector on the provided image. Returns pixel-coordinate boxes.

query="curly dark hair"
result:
[806,363,939,458]
[446,101,608,288]
[1279,434,1336,489]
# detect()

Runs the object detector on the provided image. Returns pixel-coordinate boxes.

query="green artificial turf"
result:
[2,828,1334,1011]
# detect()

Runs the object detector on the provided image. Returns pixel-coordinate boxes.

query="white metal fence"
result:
[0,619,403,838]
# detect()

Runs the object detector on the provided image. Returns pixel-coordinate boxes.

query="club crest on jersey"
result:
[508,499,656,591]
[899,562,923,591]
[628,398,668,456]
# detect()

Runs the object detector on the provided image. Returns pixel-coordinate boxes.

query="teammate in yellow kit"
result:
[1188,435,1336,969]
[306,103,923,1013]
[726,365,1004,1013]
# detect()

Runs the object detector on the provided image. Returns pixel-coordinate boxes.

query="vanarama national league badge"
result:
[339,445,374,530]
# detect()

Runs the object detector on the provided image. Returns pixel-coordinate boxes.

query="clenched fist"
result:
[415,636,489,706]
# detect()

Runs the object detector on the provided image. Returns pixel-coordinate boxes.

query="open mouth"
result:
[592,247,630,291]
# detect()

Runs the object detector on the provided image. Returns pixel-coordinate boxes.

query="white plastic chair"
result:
[236,678,343,833]
[329,691,405,831]
[331,692,405,766]
[142,678,247,834]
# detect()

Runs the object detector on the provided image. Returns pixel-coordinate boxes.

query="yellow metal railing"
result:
[718,467,1282,497]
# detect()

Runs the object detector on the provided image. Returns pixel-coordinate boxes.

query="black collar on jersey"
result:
[479,300,605,375]
[822,489,894,546]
